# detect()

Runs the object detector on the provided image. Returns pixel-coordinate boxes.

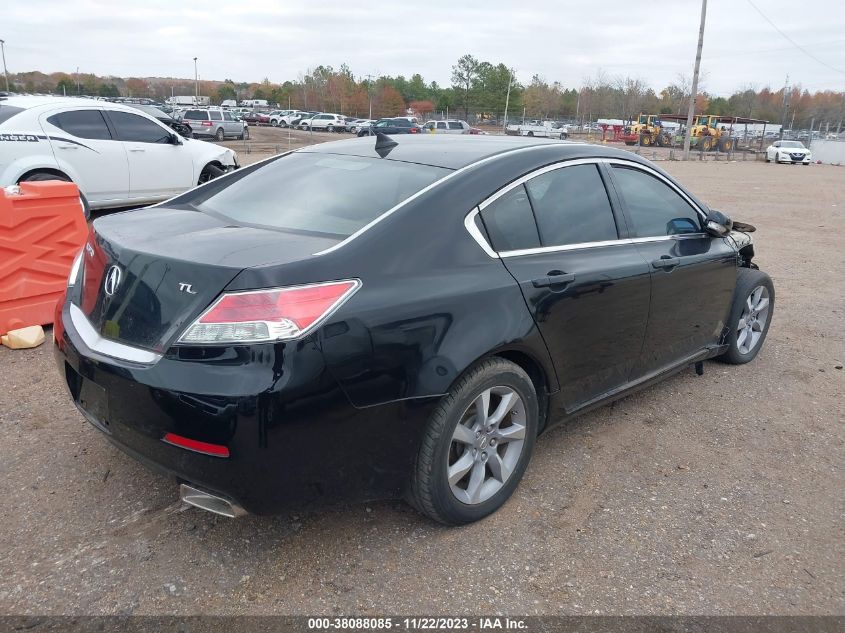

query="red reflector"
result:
[201,121,213,126]
[200,281,357,330]
[163,432,230,457]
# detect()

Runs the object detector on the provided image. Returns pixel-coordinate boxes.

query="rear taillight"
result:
[410,127,419,133]
[178,280,360,345]
[201,121,213,126]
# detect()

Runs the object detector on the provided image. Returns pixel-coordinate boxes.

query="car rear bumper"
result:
[53,299,437,515]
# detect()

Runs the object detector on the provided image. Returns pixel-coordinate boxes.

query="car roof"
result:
[299,134,643,170]
[0,95,159,116]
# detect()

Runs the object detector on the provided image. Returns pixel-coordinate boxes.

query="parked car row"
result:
[0,96,239,211]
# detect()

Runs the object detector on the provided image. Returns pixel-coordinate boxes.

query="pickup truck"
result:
[506,120,569,139]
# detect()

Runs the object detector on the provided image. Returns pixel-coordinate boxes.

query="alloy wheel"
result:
[737,285,770,354]
[447,386,527,505]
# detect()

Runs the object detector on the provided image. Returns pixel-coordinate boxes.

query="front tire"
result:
[408,358,538,525]
[717,268,775,365]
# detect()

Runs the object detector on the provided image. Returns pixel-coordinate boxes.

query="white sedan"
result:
[0,96,238,212]
[766,140,812,165]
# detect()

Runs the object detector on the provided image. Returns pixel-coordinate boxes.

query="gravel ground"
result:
[1,143,843,616]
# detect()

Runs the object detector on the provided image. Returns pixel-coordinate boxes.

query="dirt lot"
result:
[1,132,843,616]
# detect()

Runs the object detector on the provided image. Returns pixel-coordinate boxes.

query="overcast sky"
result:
[4,0,844,95]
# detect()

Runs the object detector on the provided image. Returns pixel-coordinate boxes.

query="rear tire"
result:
[408,358,538,525]
[19,171,90,219]
[717,268,775,365]
[215,128,225,141]
[270,119,278,127]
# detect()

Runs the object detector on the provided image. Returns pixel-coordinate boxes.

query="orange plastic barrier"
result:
[0,181,88,335]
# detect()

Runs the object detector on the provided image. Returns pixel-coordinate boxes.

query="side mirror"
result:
[704,210,732,237]
[169,133,182,145]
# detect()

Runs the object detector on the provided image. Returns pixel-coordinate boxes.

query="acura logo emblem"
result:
[103,265,122,296]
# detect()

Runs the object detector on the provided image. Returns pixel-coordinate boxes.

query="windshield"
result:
[191,152,451,238]
[780,141,805,149]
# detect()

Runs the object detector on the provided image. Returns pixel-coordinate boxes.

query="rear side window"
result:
[191,153,451,238]
[611,166,701,237]
[0,105,25,126]
[448,122,464,130]
[480,185,541,252]
[209,111,222,121]
[108,111,172,143]
[525,164,618,246]
[183,110,208,120]
[47,110,112,140]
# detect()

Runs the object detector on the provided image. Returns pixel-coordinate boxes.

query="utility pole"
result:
[779,75,790,140]
[193,57,199,104]
[0,39,9,92]
[76,66,80,95]
[683,0,707,160]
[502,68,513,134]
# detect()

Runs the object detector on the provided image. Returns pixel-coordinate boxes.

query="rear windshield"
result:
[183,110,208,120]
[192,152,451,238]
[0,105,25,126]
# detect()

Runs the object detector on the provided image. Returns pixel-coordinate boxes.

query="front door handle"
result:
[128,148,146,153]
[532,271,576,288]
[651,256,680,269]
[56,144,78,150]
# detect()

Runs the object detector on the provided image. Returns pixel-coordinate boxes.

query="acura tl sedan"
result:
[54,135,774,525]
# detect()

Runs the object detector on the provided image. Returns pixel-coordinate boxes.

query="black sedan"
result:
[357,117,422,136]
[54,135,774,524]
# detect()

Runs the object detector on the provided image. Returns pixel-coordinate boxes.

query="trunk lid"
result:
[76,207,340,351]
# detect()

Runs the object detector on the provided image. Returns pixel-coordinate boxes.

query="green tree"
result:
[451,54,480,119]
[217,83,236,103]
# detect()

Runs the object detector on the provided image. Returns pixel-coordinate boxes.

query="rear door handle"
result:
[56,144,78,150]
[651,256,680,269]
[128,148,146,152]
[532,271,576,288]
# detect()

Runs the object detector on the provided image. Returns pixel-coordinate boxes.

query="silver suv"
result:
[182,109,249,141]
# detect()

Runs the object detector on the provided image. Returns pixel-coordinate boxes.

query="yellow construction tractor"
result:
[620,114,672,147]
[687,115,735,152]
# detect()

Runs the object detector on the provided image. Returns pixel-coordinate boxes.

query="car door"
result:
[105,110,194,201]
[606,161,737,377]
[222,110,238,136]
[208,110,224,137]
[39,107,129,205]
[478,160,651,412]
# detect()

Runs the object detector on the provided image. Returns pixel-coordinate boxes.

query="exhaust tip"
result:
[180,483,246,518]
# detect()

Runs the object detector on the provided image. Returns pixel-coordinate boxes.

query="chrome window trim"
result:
[464,208,500,258]
[69,303,162,364]
[467,156,709,259]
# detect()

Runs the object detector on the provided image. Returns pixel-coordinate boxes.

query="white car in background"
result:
[300,113,346,132]
[0,96,238,212]
[766,140,812,165]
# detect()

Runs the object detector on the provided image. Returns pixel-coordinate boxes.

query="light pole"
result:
[0,39,9,92]
[76,66,80,95]
[193,57,198,104]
